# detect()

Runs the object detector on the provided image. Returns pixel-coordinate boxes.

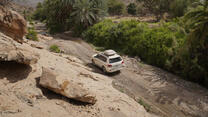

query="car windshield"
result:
[109,57,122,63]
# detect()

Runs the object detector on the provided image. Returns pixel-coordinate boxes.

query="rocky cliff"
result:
[0,6,27,43]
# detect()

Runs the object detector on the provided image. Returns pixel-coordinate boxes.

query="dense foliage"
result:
[127,3,137,15]
[136,0,171,19]
[33,0,107,34]
[136,0,200,19]
[107,0,125,15]
[50,45,61,53]
[83,18,208,87]
[26,27,38,41]
[176,0,208,84]
[84,20,186,67]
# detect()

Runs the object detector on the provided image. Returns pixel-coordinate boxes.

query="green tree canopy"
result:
[107,0,125,15]
[33,0,107,34]
[127,3,137,15]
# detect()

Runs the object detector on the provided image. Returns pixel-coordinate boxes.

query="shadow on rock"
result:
[0,61,32,83]
[35,77,92,106]
[53,31,83,43]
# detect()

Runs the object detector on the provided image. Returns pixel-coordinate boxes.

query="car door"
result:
[97,55,107,67]
[93,54,101,66]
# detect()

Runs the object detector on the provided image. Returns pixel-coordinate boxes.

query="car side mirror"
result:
[95,54,99,58]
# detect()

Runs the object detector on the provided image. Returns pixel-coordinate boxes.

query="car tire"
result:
[92,59,95,65]
[102,66,107,74]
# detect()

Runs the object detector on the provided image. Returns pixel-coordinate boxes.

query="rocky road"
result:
[35,22,208,117]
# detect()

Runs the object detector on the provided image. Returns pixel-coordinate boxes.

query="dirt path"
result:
[34,22,208,117]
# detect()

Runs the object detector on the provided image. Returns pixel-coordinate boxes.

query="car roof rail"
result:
[104,50,116,56]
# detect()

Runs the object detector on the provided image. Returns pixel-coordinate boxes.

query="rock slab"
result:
[0,32,39,65]
[39,68,97,104]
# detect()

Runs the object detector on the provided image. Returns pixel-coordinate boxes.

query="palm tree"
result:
[182,0,208,83]
[42,0,74,32]
[185,0,208,41]
[36,0,107,34]
[71,0,107,29]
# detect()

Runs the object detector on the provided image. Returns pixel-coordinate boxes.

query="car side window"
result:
[96,55,101,60]
[95,54,99,58]
[98,55,107,62]
[102,56,107,62]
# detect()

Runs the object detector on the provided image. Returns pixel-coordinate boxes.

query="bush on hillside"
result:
[127,3,137,15]
[33,2,47,22]
[136,4,146,16]
[136,0,199,19]
[84,19,208,87]
[170,0,188,17]
[173,2,208,86]
[107,0,125,15]
[49,45,61,53]
[84,20,186,68]
[33,0,107,35]
[26,27,38,41]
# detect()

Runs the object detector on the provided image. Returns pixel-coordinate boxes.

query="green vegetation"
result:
[26,27,38,41]
[23,10,33,22]
[49,45,61,53]
[95,47,105,51]
[84,20,186,68]
[83,17,208,87]
[119,88,125,93]
[137,98,151,112]
[175,0,208,83]
[33,0,107,35]
[107,0,125,15]
[136,0,200,19]
[169,0,189,17]
[127,3,137,15]
[33,2,47,22]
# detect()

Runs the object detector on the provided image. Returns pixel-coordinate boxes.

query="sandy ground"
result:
[35,22,208,117]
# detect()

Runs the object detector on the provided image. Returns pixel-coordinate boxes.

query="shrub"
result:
[26,27,38,41]
[84,7,208,87]
[127,3,137,15]
[33,0,107,35]
[170,0,188,17]
[23,10,33,22]
[84,20,185,68]
[136,4,146,16]
[107,0,125,15]
[137,98,151,112]
[83,20,207,86]
[49,45,61,53]
[169,1,208,86]
[32,2,47,21]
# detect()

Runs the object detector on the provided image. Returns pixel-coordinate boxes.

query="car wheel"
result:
[102,66,107,74]
[92,59,95,65]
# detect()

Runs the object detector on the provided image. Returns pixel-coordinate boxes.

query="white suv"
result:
[92,50,124,73]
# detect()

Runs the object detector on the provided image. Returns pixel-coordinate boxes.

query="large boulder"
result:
[0,32,39,65]
[0,6,27,43]
[39,68,97,104]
